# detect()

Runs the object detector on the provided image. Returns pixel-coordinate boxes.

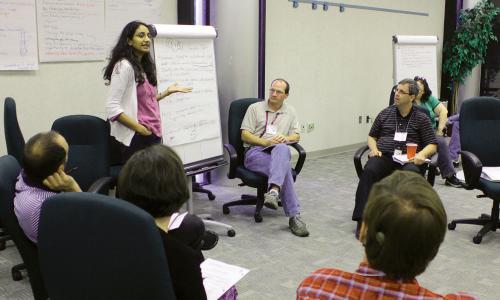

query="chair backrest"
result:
[38,192,176,300]
[228,98,263,165]
[460,97,500,166]
[51,115,110,191]
[4,97,26,164]
[0,155,48,300]
[389,84,396,106]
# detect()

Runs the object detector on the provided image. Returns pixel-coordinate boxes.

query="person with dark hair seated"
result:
[14,131,82,243]
[352,78,437,237]
[298,171,475,299]
[117,144,235,300]
[413,76,462,187]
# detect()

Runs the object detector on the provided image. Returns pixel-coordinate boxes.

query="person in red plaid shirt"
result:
[297,171,475,300]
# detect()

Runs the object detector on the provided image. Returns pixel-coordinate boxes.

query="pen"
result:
[66,166,78,174]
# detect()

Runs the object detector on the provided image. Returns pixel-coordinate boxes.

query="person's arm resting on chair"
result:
[367,136,381,157]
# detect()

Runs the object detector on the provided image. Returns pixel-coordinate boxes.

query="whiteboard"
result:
[0,0,38,70]
[36,0,105,62]
[153,24,224,168]
[393,35,439,97]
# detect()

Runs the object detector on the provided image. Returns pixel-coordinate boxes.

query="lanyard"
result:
[259,111,280,138]
[395,109,413,133]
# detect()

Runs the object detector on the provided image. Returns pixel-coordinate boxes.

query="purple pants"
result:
[244,144,300,217]
[448,114,461,161]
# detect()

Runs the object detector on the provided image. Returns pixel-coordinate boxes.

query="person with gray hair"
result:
[352,79,437,238]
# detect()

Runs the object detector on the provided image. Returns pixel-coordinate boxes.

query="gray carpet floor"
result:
[1,149,499,299]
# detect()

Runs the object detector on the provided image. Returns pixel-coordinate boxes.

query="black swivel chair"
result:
[4,97,25,163]
[38,192,176,300]
[223,98,306,222]
[447,97,500,244]
[2,97,29,276]
[2,97,25,251]
[0,155,48,300]
[51,115,113,193]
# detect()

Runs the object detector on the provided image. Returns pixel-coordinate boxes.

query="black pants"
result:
[122,133,161,162]
[352,155,427,221]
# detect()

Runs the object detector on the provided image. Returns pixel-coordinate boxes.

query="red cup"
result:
[406,143,417,159]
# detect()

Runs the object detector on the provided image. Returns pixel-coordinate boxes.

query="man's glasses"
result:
[269,88,285,95]
[394,88,410,95]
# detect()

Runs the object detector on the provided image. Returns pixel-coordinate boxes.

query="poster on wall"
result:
[0,0,39,70]
[37,0,105,62]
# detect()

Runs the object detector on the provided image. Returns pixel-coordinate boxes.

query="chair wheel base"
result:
[222,206,230,214]
[11,269,23,281]
[473,235,482,244]
[254,214,263,223]
[227,229,236,237]
[208,194,216,200]
[448,222,456,230]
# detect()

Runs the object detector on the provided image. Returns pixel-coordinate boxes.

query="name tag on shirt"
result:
[266,124,278,135]
[394,132,407,142]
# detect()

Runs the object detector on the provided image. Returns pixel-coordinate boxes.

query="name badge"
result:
[394,132,407,142]
[266,124,278,135]
[394,149,403,156]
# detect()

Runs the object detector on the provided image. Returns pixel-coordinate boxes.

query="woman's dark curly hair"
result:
[103,20,157,86]
[414,76,432,102]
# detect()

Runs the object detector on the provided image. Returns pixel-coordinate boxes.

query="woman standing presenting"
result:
[104,20,191,160]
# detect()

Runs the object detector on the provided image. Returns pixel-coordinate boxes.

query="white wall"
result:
[458,0,482,111]
[0,1,177,155]
[266,0,446,153]
[211,0,259,181]
[212,0,259,141]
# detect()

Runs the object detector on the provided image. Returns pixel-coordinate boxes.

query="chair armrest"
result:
[87,176,114,194]
[461,150,483,189]
[353,145,369,179]
[425,153,439,186]
[290,143,306,175]
[223,143,238,179]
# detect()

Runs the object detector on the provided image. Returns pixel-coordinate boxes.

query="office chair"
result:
[0,155,48,300]
[4,97,25,163]
[51,115,113,193]
[193,176,216,200]
[38,192,176,300]
[223,98,306,222]
[447,97,500,244]
[2,97,24,251]
[2,97,29,276]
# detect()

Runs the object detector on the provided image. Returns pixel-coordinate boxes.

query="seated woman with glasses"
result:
[413,76,462,188]
[117,144,236,300]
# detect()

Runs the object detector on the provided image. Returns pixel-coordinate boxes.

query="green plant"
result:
[442,0,500,113]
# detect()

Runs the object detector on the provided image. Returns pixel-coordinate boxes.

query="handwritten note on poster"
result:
[156,38,220,146]
[37,0,105,62]
[0,0,38,70]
